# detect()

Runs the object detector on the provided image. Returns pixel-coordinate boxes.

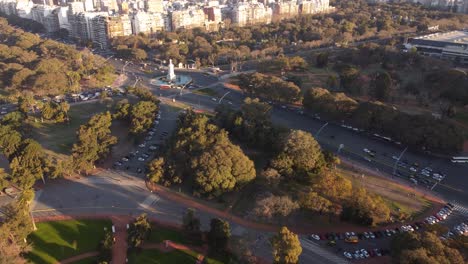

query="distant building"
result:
[145,0,163,13]
[31,4,60,33]
[405,30,468,64]
[170,8,206,31]
[232,2,272,26]
[131,11,166,34]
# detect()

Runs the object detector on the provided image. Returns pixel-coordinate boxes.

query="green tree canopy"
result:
[271,227,302,264]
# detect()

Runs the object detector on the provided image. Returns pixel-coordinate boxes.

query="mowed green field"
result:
[27,101,115,155]
[148,224,202,246]
[26,219,112,264]
[128,249,225,264]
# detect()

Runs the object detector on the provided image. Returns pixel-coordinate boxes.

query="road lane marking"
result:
[139,194,160,210]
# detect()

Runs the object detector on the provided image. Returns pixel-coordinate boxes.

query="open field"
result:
[27,100,117,156]
[193,88,218,97]
[148,224,202,246]
[128,249,225,264]
[128,249,198,264]
[26,219,111,264]
[337,164,433,220]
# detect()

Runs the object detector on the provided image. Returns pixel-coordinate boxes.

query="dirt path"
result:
[59,251,99,264]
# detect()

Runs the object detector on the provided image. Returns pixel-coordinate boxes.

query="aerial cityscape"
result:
[0,0,467,264]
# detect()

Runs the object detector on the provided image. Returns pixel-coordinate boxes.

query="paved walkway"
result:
[110,215,130,264]
[59,251,99,264]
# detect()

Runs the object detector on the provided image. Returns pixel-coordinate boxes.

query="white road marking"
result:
[451,202,468,216]
[139,194,160,210]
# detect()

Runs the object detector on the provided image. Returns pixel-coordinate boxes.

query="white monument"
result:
[167,59,176,81]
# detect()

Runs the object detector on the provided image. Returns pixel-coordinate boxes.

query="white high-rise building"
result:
[232,2,272,26]
[131,11,166,34]
[145,0,163,13]
[84,0,94,11]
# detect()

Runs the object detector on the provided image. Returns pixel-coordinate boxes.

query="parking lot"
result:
[111,104,180,177]
[306,202,467,262]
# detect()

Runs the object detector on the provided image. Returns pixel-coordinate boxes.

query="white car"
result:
[122,157,129,162]
[410,167,417,172]
[149,146,158,150]
[310,234,320,241]
[138,143,146,148]
[343,252,353,259]
[211,97,217,102]
[363,148,370,153]
[138,157,146,161]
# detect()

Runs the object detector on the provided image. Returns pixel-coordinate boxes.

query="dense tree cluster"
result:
[271,227,302,264]
[303,88,464,153]
[254,194,299,220]
[0,18,115,101]
[208,218,231,253]
[110,0,466,65]
[216,99,390,225]
[237,73,301,103]
[271,130,326,182]
[258,56,308,73]
[40,101,70,123]
[127,213,151,248]
[390,231,465,264]
[303,87,358,119]
[114,100,159,135]
[0,191,35,263]
[148,110,256,198]
[215,98,287,151]
[71,112,117,173]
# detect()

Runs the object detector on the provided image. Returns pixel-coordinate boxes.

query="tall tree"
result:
[129,101,158,134]
[271,227,302,264]
[127,213,151,248]
[372,71,392,101]
[208,218,231,253]
[182,209,201,233]
[271,130,325,181]
[71,112,117,173]
[10,139,46,189]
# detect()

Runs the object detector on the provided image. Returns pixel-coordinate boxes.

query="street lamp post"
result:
[219,91,231,104]
[315,122,329,138]
[392,146,408,178]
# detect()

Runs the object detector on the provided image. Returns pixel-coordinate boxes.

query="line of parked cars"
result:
[343,248,389,260]
[452,222,467,236]
[425,203,454,224]
[113,112,162,173]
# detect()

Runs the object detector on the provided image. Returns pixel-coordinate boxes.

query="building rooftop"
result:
[414,30,468,45]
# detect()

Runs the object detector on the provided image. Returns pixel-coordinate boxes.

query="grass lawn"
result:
[128,249,226,264]
[148,224,202,246]
[27,100,116,155]
[26,219,112,264]
[337,165,432,219]
[193,88,218,97]
[127,249,198,264]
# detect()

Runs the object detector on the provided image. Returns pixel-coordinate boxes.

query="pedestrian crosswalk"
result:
[139,194,160,211]
[451,202,468,216]
[300,238,349,264]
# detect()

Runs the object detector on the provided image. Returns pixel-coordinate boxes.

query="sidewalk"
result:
[59,252,99,264]
[110,215,131,264]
